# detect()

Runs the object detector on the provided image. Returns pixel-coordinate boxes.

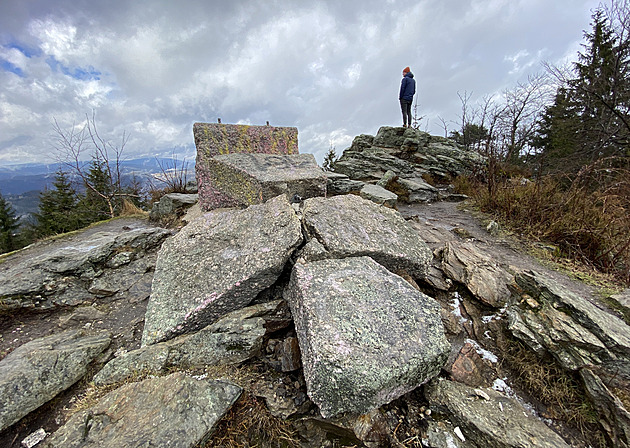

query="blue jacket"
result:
[399,71,416,102]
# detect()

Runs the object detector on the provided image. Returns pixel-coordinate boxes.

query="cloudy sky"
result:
[0,0,601,166]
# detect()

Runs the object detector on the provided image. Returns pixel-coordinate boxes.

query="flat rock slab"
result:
[142,194,302,346]
[194,122,298,210]
[0,330,111,432]
[206,153,326,207]
[426,379,570,448]
[0,220,170,310]
[43,372,242,448]
[301,194,432,279]
[95,301,284,386]
[286,256,449,417]
[359,183,398,207]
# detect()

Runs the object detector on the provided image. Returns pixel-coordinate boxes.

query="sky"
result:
[0,0,603,166]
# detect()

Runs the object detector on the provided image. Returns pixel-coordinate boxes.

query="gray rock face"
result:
[332,126,485,184]
[0,221,170,310]
[301,194,432,279]
[508,270,630,370]
[95,301,284,386]
[426,379,570,448]
[507,270,630,445]
[142,194,303,346]
[326,172,365,195]
[359,183,398,207]
[286,256,449,418]
[44,372,242,448]
[611,288,630,312]
[441,241,514,307]
[396,177,439,203]
[149,193,198,220]
[206,153,327,207]
[0,330,111,432]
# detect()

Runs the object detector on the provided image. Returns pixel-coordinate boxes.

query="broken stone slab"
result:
[359,183,398,207]
[142,194,303,346]
[511,270,630,363]
[301,194,433,280]
[426,378,570,448]
[94,301,285,386]
[43,372,242,448]
[0,221,170,310]
[0,330,111,432]
[285,256,449,418]
[194,122,299,210]
[440,241,514,307]
[149,193,198,221]
[205,153,327,208]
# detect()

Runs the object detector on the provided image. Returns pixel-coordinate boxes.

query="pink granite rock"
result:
[194,123,299,210]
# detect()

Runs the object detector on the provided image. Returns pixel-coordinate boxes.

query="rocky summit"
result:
[1,124,630,448]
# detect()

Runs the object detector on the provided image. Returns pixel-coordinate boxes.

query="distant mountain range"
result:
[0,157,196,218]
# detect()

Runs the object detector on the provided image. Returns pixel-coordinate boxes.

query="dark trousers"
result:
[400,100,412,126]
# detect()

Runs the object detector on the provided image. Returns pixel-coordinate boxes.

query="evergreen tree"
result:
[77,156,117,224]
[536,7,630,173]
[322,144,338,171]
[450,123,490,151]
[0,192,20,254]
[572,9,628,157]
[532,88,582,173]
[33,170,83,237]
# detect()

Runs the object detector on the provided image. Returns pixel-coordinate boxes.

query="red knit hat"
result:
[403,66,410,73]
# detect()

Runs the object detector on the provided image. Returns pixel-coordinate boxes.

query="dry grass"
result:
[502,339,605,446]
[201,392,301,448]
[120,199,148,217]
[465,158,630,285]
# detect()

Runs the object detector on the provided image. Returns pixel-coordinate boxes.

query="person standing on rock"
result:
[399,66,416,128]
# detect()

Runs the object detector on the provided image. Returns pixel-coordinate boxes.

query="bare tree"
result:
[436,116,449,137]
[498,73,552,162]
[52,111,133,218]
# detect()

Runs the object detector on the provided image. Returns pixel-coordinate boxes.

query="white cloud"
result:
[0,0,603,165]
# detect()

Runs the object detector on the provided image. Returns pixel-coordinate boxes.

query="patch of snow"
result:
[450,292,469,324]
[465,338,498,363]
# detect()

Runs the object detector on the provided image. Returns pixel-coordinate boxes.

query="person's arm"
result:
[399,78,407,100]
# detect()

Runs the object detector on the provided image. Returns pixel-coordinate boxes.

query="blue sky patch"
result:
[0,58,25,77]
[46,55,101,81]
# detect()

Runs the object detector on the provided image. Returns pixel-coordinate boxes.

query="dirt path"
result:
[398,200,609,307]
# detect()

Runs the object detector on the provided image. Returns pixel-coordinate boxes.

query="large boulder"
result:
[206,153,326,207]
[285,256,449,418]
[142,194,303,346]
[426,378,570,448]
[43,372,242,448]
[94,301,285,386]
[0,330,111,432]
[331,126,485,184]
[301,194,432,279]
[193,122,299,210]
